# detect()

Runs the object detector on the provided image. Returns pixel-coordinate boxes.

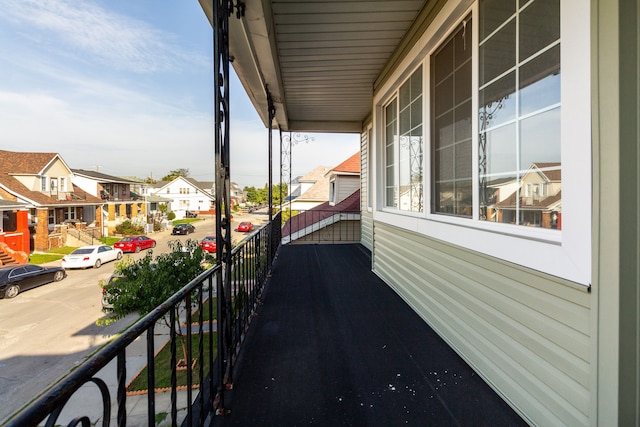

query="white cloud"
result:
[0,0,205,73]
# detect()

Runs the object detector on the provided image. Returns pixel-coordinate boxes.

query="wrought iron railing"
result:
[5,212,281,427]
[281,209,361,244]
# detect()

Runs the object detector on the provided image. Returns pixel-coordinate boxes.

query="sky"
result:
[0,0,360,189]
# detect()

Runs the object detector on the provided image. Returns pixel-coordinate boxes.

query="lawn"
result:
[29,246,77,264]
[127,331,216,393]
[126,297,218,393]
[172,218,204,226]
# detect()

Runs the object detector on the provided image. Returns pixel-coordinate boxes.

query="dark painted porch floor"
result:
[213,244,526,426]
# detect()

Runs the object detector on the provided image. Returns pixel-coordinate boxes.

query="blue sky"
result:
[0,0,360,188]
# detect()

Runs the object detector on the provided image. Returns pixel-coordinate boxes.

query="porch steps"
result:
[0,251,18,267]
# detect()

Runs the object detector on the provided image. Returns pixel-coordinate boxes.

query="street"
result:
[0,212,266,424]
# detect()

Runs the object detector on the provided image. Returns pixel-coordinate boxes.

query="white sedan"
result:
[61,245,123,269]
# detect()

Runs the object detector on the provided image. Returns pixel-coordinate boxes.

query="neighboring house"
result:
[0,199,29,265]
[210,1,639,425]
[490,163,562,229]
[283,153,362,244]
[151,177,214,218]
[328,152,360,206]
[290,166,331,211]
[0,150,102,251]
[72,169,149,235]
[230,182,243,206]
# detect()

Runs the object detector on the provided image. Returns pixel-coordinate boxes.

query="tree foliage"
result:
[243,183,288,205]
[99,239,212,363]
[162,168,190,181]
[101,239,208,320]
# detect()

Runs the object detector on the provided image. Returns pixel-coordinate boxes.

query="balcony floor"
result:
[214,244,526,426]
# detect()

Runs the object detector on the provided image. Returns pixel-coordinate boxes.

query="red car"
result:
[237,222,253,232]
[200,235,217,253]
[114,236,157,253]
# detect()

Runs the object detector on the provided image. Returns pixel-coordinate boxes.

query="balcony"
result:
[6,213,525,426]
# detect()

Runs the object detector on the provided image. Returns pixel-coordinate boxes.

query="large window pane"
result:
[384,67,423,212]
[432,17,472,217]
[479,0,561,229]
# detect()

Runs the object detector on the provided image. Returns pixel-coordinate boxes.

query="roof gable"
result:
[0,150,67,176]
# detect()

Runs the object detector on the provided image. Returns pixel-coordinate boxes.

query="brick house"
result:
[0,150,102,251]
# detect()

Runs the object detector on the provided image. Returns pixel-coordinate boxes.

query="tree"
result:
[162,168,190,181]
[243,183,288,205]
[99,239,210,366]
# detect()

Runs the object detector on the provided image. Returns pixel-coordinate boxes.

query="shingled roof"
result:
[0,150,102,206]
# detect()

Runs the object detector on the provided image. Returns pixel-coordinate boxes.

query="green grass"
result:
[172,218,204,226]
[29,246,78,264]
[100,236,121,245]
[127,331,216,392]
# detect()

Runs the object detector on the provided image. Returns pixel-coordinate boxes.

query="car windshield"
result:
[72,248,95,254]
[203,236,215,241]
[119,237,133,242]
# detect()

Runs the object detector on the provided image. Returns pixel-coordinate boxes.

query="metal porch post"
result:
[213,0,244,415]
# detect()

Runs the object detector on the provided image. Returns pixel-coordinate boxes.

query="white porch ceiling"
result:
[199,0,429,133]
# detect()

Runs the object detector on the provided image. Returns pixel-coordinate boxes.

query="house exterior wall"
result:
[592,0,640,424]
[332,176,359,205]
[372,222,591,425]
[72,175,99,197]
[362,0,602,425]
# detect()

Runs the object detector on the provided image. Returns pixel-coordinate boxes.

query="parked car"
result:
[199,235,217,253]
[61,245,123,269]
[172,223,195,235]
[0,264,67,299]
[237,221,253,232]
[185,210,198,218]
[114,235,157,253]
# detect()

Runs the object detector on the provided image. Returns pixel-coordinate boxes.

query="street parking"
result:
[0,212,265,423]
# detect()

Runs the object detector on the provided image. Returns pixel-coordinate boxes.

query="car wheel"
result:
[116,252,123,260]
[135,246,141,253]
[94,259,102,268]
[152,242,156,248]
[5,285,20,298]
[53,271,64,281]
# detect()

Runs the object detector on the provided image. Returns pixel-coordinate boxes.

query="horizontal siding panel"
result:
[372,222,591,426]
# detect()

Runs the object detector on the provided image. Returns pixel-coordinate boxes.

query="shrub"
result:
[167,211,176,221]
[115,220,144,235]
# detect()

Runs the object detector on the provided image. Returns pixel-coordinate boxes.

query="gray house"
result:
[199,0,639,425]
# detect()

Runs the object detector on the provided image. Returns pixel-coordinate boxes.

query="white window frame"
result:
[41,176,48,192]
[381,64,425,215]
[373,0,590,286]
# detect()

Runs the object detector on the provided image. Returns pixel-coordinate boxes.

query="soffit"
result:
[202,0,428,133]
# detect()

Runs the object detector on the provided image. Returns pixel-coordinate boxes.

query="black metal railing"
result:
[6,213,281,427]
[282,209,360,244]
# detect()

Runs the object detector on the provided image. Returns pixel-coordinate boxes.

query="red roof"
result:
[331,152,360,174]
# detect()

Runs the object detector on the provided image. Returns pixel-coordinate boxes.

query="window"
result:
[41,176,47,192]
[431,17,472,217]
[64,207,76,221]
[50,178,58,194]
[374,0,588,284]
[478,0,560,229]
[60,177,66,192]
[384,66,423,212]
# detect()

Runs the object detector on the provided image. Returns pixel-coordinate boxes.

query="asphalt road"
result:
[0,212,266,424]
